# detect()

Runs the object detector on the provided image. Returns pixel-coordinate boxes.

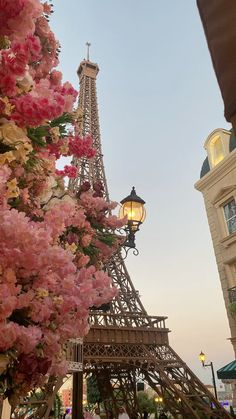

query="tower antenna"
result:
[86,42,91,61]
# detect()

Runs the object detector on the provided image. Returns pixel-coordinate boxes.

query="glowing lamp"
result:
[199,351,206,365]
[119,187,146,251]
[155,396,163,403]
[198,351,218,399]
[119,187,146,231]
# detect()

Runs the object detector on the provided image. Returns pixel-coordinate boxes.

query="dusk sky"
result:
[51,1,233,387]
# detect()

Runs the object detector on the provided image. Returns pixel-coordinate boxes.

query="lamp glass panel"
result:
[199,352,205,363]
[120,201,146,223]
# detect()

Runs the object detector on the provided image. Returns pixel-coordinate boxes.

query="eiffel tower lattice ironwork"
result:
[68,57,231,418]
[9,56,231,419]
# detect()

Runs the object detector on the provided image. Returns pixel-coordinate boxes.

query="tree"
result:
[137,391,156,415]
[54,393,63,418]
[87,375,102,406]
[0,0,124,407]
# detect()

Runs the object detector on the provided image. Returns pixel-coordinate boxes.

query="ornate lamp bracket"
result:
[118,187,146,259]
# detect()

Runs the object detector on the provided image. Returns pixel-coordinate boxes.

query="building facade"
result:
[195,128,236,355]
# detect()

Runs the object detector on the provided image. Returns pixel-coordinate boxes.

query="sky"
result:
[51,0,233,388]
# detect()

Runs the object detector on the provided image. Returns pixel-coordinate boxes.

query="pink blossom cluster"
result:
[0,36,40,97]
[69,134,96,158]
[33,11,59,78]
[47,134,96,160]
[0,0,43,42]
[0,0,124,402]
[0,205,117,349]
[11,79,76,127]
[56,165,78,179]
[0,199,119,397]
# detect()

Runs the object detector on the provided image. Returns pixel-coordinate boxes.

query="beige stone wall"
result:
[1,399,11,419]
[195,148,236,356]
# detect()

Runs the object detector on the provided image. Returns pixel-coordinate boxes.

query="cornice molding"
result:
[195,149,236,192]
[212,186,236,206]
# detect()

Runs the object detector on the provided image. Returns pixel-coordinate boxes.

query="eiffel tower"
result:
[68,52,231,419]
[10,53,231,419]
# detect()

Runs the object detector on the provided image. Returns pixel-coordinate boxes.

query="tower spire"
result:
[86,41,91,61]
[69,56,107,198]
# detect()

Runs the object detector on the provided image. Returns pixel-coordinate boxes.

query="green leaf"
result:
[84,244,98,257]
[98,232,115,246]
[27,126,48,147]
[8,197,20,208]
[50,112,73,127]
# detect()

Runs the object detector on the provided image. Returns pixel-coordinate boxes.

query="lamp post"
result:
[119,187,146,255]
[69,189,145,419]
[66,338,83,419]
[154,396,163,417]
[199,351,218,400]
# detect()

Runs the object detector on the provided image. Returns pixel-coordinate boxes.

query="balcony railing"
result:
[65,338,83,372]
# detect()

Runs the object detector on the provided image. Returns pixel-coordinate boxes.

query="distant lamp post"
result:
[199,351,206,364]
[154,396,163,416]
[198,350,218,400]
[154,396,163,403]
[119,187,146,256]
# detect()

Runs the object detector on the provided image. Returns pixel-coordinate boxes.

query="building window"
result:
[209,135,225,167]
[223,199,236,234]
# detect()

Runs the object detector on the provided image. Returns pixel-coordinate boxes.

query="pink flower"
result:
[43,200,76,240]
[43,2,53,15]
[67,232,79,245]
[20,187,30,204]
[57,81,78,112]
[16,325,42,354]
[77,254,90,268]
[0,73,17,96]
[35,15,50,37]
[69,135,96,159]
[0,322,20,351]
[49,358,68,376]
[56,165,77,179]
[42,330,60,356]
[17,353,51,376]
[0,164,11,186]
[2,42,29,77]
[81,234,92,247]
[0,293,17,321]
[104,214,126,229]
[17,290,34,309]
[50,70,62,87]
[0,0,24,39]
[26,34,42,61]
[0,0,43,42]
[30,299,53,322]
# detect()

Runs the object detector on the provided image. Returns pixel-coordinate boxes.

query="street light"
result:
[69,189,145,419]
[198,350,218,400]
[66,338,83,419]
[154,396,163,416]
[119,187,146,254]
[154,396,163,403]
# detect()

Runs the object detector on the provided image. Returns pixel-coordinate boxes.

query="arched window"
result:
[209,135,225,167]
[204,129,231,170]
